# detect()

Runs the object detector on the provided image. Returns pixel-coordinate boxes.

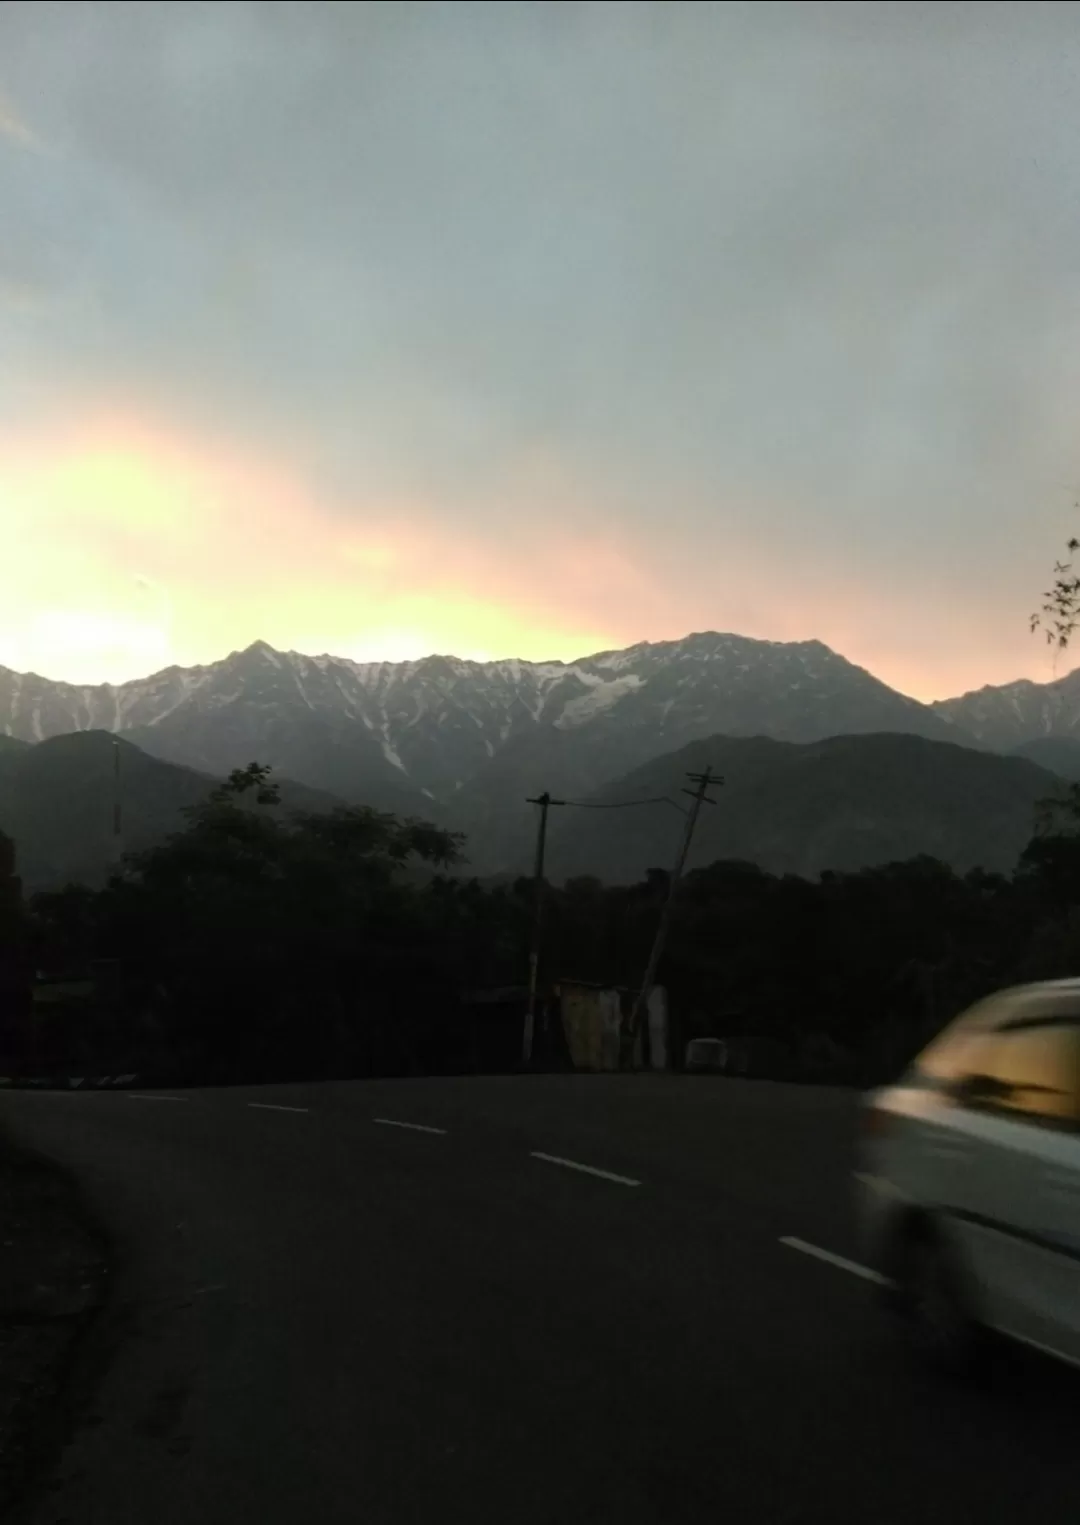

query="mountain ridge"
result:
[2,726,1063,892]
[0,629,969,768]
[930,665,1080,749]
[0,731,344,891]
[545,731,1061,885]
[0,630,994,870]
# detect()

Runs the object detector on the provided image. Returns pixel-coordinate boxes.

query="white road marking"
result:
[780,1235,887,1284]
[127,1094,189,1103]
[248,1102,310,1114]
[372,1117,447,1135]
[530,1151,641,1188]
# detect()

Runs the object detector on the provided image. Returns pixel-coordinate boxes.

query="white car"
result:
[858,978,1080,1373]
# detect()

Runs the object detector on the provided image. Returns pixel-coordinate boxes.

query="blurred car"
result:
[857,979,1080,1373]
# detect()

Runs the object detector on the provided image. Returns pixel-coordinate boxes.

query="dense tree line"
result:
[3,760,1080,1085]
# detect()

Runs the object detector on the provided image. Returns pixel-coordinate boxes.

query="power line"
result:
[560,795,686,812]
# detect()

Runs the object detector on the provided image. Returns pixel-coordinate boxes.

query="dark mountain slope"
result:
[545,732,1058,884]
[0,732,343,890]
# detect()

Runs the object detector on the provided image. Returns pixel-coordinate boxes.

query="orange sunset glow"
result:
[0,411,1067,701]
[0,420,632,684]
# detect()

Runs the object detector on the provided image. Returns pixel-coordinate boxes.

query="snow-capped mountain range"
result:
[0,630,964,807]
[0,629,1072,876]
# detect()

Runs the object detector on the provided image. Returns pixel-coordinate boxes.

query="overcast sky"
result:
[2,1,1079,698]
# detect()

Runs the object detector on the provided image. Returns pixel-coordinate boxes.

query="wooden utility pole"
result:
[523,791,563,1065]
[112,738,123,869]
[622,766,721,1069]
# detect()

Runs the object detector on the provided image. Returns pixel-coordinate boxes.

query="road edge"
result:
[0,1131,115,1522]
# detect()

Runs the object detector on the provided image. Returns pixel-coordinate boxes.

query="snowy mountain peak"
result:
[233,639,285,666]
[931,663,1080,748]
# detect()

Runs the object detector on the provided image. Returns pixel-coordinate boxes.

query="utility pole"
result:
[112,737,123,868]
[523,791,564,1065]
[622,766,721,1069]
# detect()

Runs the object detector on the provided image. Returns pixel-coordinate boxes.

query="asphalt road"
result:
[3,1074,1079,1525]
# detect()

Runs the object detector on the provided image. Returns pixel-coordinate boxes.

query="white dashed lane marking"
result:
[779,1235,887,1284]
[530,1152,641,1187]
[248,1103,310,1114]
[372,1117,447,1135]
[127,1094,189,1103]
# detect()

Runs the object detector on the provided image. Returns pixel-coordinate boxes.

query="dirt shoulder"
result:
[0,1129,109,1515]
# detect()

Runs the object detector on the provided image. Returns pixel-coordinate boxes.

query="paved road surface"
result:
[4,1075,1079,1524]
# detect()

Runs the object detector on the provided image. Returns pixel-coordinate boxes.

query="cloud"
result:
[1,1,1079,695]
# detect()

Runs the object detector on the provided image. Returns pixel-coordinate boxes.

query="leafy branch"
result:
[1032,533,1080,650]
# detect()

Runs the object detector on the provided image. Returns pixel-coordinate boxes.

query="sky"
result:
[2,1,1080,701]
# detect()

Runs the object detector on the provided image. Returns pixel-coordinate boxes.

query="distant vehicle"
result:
[684,1034,792,1078]
[858,980,1080,1374]
[684,1038,731,1073]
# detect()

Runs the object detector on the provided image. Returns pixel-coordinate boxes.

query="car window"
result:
[909,995,1020,1087]
[959,1022,1080,1128]
[1004,990,1080,1024]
